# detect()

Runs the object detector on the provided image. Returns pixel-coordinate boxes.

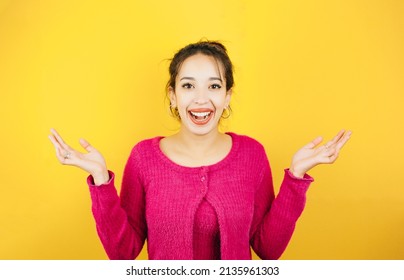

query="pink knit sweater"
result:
[88,132,314,260]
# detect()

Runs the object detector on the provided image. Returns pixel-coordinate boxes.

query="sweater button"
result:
[201,176,205,182]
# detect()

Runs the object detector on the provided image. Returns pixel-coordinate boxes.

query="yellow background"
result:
[1,0,403,259]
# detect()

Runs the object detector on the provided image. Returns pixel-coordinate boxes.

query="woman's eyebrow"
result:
[179,77,222,82]
[209,77,223,82]
[179,77,195,81]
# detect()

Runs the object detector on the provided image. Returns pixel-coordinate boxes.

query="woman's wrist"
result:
[289,166,305,179]
[92,169,110,186]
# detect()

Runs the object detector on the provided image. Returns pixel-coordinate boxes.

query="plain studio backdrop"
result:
[0,0,403,259]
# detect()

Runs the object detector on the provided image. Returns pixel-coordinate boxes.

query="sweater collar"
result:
[152,132,240,173]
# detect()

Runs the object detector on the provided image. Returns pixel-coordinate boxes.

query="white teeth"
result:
[190,111,211,117]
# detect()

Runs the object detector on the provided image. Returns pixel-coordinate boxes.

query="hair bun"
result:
[199,40,228,53]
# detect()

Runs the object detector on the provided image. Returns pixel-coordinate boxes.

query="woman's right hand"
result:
[48,128,109,185]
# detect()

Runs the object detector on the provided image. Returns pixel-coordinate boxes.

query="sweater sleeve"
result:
[88,147,147,260]
[249,151,313,260]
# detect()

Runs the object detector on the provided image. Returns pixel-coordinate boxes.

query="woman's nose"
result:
[194,88,209,104]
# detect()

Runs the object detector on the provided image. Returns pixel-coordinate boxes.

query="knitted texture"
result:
[88,132,314,260]
[193,198,221,259]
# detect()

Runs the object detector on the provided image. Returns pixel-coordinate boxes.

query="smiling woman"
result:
[48,40,352,260]
[167,53,231,137]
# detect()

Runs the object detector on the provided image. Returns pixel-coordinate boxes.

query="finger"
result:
[324,129,345,148]
[49,134,71,159]
[324,146,337,158]
[324,131,352,162]
[325,153,339,164]
[55,146,70,164]
[49,133,78,164]
[79,138,96,153]
[303,136,323,149]
[50,128,70,150]
[335,130,352,151]
[49,134,66,161]
[56,147,66,162]
[48,134,62,151]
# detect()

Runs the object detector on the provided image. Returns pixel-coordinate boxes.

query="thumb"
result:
[79,138,95,153]
[303,136,323,149]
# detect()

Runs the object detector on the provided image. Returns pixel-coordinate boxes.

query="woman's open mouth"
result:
[188,109,214,125]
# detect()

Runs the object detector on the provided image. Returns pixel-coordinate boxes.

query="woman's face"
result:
[169,53,232,136]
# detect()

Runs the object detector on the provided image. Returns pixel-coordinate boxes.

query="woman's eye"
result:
[210,84,222,89]
[181,83,193,89]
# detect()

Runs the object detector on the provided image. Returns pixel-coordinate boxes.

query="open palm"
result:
[290,129,352,178]
[48,128,109,185]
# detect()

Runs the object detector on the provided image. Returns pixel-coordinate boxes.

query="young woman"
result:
[49,41,351,260]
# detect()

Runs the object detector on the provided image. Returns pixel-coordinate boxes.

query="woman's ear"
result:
[168,86,176,108]
[224,88,232,108]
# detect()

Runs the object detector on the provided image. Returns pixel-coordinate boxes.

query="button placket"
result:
[200,167,208,193]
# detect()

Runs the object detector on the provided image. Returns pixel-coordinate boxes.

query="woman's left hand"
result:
[289,129,352,178]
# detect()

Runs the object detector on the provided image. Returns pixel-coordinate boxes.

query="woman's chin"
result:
[182,116,219,136]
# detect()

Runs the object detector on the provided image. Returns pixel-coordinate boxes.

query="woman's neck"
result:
[174,128,225,157]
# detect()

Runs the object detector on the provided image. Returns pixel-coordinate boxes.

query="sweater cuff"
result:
[87,170,115,188]
[283,168,314,195]
[284,168,314,182]
[87,171,118,205]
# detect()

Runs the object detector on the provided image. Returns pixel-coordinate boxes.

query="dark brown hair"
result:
[166,40,234,119]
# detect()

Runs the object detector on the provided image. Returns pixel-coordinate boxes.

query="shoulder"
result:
[128,136,163,159]
[227,132,270,168]
[228,132,266,154]
[227,132,271,178]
